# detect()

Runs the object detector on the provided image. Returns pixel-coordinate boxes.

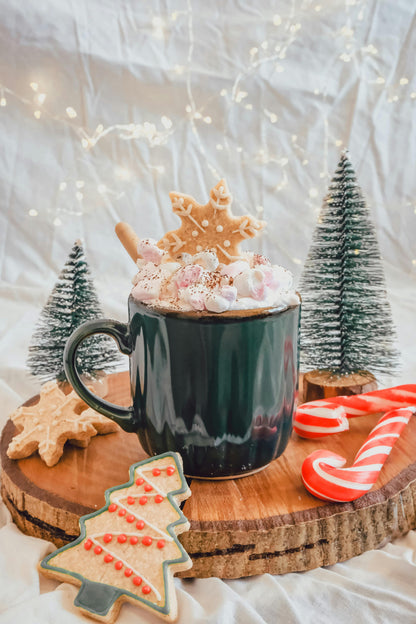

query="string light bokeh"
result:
[1,0,415,298]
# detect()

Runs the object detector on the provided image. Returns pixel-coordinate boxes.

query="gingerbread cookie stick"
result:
[115,222,140,263]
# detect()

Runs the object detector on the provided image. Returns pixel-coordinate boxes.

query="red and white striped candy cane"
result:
[294,385,416,438]
[301,406,416,502]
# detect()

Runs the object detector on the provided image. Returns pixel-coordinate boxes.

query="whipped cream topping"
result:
[131,239,300,313]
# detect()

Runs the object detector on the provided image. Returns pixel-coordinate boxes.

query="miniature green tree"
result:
[299,151,400,377]
[27,240,121,383]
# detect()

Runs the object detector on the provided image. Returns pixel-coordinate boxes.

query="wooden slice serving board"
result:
[2,372,416,579]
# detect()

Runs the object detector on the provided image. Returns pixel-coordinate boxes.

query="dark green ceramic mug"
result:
[64,297,300,479]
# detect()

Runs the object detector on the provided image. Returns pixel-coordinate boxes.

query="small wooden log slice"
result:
[302,369,377,403]
[1,372,416,579]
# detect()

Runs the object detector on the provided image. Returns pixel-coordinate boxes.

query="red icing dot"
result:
[127,496,135,505]
[157,540,165,549]
[139,496,147,505]
[103,533,113,543]
[152,468,161,476]
[144,484,153,492]
[124,568,133,577]
[104,554,113,563]
[108,503,117,512]
[142,585,151,595]
[118,508,126,517]
[117,534,127,543]
[115,561,123,570]
[155,495,164,504]
[84,539,93,551]
[133,576,142,586]
[130,536,139,545]
[135,477,144,486]
[166,466,175,476]
[136,520,145,530]
[94,545,102,555]
[126,514,135,523]
[142,536,152,546]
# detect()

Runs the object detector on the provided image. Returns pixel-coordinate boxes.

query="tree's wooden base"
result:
[2,372,416,579]
[301,369,378,403]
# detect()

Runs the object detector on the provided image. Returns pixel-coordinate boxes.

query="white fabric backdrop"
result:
[1,0,416,622]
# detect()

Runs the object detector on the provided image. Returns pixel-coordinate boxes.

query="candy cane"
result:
[294,385,416,438]
[301,406,416,502]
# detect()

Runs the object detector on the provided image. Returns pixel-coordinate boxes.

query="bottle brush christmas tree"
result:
[27,240,122,383]
[299,150,400,398]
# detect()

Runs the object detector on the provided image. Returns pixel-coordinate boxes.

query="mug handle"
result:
[63,319,136,432]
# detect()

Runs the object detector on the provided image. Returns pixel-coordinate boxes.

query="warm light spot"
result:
[30,82,39,92]
[66,107,77,118]
[354,249,360,255]
[216,144,223,151]
[375,76,385,85]
[0,97,6,107]
[203,116,212,124]
[400,77,409,85]
[76,180,85,188]
[114,166,131,180]
[161,115,172,129]
[76,192,83,201]
[273,14,282,25]
[34,110,41,119]
[29,209,38,217]
[36,93,46,105]
[185,104,192,113]
[59,182,67,191]
[249,47,258,56]
[53,217,62,226]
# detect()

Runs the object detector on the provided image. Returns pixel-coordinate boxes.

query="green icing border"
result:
[40,451,191,617]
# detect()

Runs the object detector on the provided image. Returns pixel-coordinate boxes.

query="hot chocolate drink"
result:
[64,179,300,478]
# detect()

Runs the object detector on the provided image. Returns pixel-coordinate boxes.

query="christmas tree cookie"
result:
[39,452,192,622]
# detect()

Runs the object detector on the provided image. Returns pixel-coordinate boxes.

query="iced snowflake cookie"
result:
[7,381,119,466]
[38,452,192,623]
[158,179,265,263]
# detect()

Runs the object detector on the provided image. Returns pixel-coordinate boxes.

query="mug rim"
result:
[128,294,300,324]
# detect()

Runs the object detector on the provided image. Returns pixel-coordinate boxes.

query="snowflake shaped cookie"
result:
[157,179,265,264]
[7,381,119,467]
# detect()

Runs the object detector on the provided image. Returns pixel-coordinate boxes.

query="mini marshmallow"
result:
[220,260,250,279]
[233,268,266,300]
[192,250,219,272]
[137,238,165,265]
[175,264,204,288]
